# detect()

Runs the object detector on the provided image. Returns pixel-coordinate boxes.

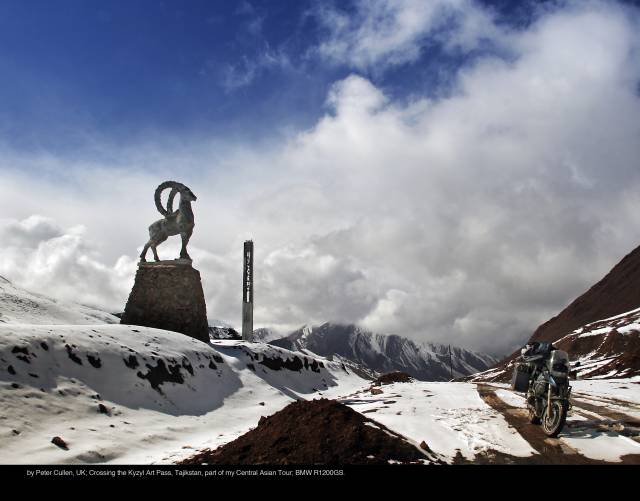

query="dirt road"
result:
[476,383,640,464]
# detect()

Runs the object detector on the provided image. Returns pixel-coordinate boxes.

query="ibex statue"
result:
[140,181,197,262]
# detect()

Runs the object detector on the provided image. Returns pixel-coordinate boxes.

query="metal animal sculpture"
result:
[140,181,197,262]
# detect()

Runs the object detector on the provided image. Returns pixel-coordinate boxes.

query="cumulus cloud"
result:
[0,215,136,311]
[1,1,640,356]
[0,215,63,248]
[312,0,499,70]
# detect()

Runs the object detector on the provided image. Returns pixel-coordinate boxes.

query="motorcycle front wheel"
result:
[527,406,541,424]
[542,400,568,437]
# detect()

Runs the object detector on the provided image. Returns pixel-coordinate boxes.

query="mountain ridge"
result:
[267,322,497,381]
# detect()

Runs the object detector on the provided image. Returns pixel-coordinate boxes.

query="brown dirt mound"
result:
[179,398,433,465]
[374,371,413,385]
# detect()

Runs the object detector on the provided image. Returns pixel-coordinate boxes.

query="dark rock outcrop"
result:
[374,371,413,385]
[208,326,241,340]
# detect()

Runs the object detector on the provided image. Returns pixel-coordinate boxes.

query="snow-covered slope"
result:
[0,275,118,325]
[340,382,536,461]
[340,378,640,463]
[554,307,640,379]
[0,324,365,464]
[270,323,497,381]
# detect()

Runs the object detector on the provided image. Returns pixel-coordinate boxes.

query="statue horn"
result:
[154,181,185,216]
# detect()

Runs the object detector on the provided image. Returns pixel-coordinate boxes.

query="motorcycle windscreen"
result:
[548,350,570,378]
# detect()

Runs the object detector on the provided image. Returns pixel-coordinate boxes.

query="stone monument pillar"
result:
[120,181,209,343]
[121,260,209,343]
[242,240,254,342]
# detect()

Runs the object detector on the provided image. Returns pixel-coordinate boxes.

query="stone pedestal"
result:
[121,260,209,343]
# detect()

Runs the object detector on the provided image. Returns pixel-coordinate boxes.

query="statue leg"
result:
[180,232,191,260]
[140,241,151,262]
[151,235,168,262]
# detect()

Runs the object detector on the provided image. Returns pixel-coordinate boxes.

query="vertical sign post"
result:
[242,240,254,342]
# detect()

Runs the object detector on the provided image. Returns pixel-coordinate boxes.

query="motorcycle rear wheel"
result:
[542,400,568,437]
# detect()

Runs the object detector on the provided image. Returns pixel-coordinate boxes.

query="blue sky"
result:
[0,0,545,157]
[1,0,640,355]
[0,1,337,153]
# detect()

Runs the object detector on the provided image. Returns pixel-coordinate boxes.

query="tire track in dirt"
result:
[569,398,640,443]
[478,384,640,464]
[480,383,640,441]
[476,383,596,464]
[571,396,640,425]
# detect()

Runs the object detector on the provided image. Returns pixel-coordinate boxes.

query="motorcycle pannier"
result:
[511,363,531,392]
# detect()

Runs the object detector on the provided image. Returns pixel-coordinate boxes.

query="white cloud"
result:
[312,0,499,70]
[0,215,63,247]
[1,1,640,355]
[0,215,136,311]
[220,45,292,91]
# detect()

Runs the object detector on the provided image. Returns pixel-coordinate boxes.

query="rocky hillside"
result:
[531,244,640,344]
[472,306,640,382]
[554,307,640,378]
[473,244,640,382]
[269,323,497,381]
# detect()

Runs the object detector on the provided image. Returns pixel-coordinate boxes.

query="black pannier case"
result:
[511,363,531,392]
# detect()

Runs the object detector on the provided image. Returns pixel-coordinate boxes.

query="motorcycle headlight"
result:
[552,362,568,373]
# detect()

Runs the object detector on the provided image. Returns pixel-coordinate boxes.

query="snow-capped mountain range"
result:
[260,323,498,381]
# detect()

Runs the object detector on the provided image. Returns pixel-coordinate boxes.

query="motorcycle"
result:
[511,343,571,437]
